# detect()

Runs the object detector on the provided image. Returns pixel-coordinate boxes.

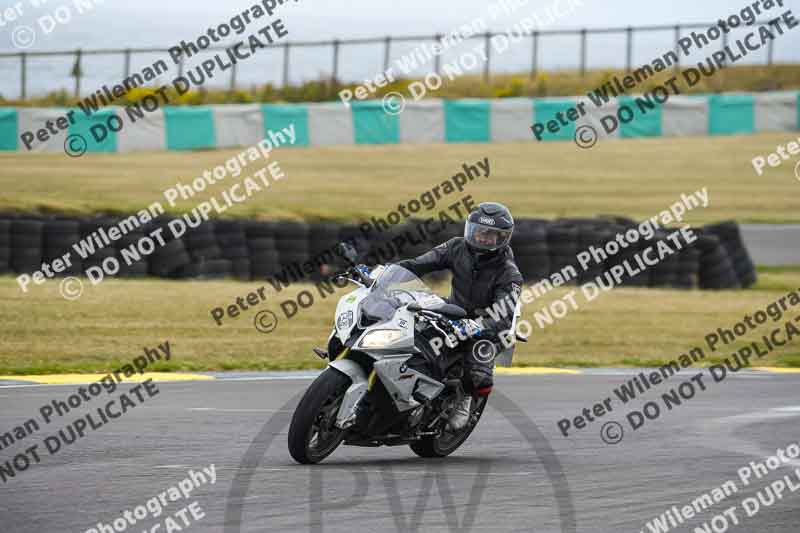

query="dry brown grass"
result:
[1,267,798,374]
[0,132,797,223]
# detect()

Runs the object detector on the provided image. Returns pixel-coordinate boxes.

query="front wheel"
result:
[288,368,350,464]
[410,395,488,458]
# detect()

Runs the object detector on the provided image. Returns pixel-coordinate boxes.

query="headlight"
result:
[359,329,404,348]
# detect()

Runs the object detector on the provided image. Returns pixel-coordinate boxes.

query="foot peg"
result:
[313,348,328,359]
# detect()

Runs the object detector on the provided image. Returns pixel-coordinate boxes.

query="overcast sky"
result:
[1,0,798,97]
[7,0,800,49]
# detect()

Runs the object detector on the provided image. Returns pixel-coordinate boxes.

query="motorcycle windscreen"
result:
[359,264,438,324]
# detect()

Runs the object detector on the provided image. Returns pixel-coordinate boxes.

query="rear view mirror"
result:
[337,241,359,265]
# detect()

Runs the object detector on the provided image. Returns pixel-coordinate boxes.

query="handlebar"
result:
[410,307,457,332]
[333,265,373,287]
[412,309,457,345]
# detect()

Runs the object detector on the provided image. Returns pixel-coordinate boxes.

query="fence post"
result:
[178,58,184,78]
[73,49,82,98]
[434,34,442,75]
[230,62,237,92]
[579,29,587,76]
[331,39,340,84]
[20,52,27,101]
[721,31,728,69]
[283,42,290,88]
[124,48,131,79]
[383,36,391,72]
[625,27,633,73]
[673,25,681,74]
[484,32,492,85]
[767,32,774,66]
[530,31,538,81]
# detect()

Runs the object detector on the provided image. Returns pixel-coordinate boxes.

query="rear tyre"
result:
[288,368,351,464]
[409,395,488,458]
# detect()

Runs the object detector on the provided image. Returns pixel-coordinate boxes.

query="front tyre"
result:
[410,395,488,458]
[288,368,351,464]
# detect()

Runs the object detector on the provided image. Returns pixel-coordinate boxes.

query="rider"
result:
[397,202,523,430]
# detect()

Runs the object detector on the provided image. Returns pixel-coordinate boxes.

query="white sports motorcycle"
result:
[288,255,517,464]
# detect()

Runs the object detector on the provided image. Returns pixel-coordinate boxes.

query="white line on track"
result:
[214,375,319,382]
[253,467,540,477]
[188,408,294,413]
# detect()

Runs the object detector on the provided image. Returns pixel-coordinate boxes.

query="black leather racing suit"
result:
[397,237,523,394]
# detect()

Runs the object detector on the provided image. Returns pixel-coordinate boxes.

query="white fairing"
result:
[334,287,369,343]
[373,355,444,412]
[330,264,452,423]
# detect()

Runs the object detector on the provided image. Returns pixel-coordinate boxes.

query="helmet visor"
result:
[464,221,512,251]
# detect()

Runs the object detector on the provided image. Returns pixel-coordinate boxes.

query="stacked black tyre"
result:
[273,221,311,281]
[180,220,232,279]
[184,221,222,263]
[574,221,607,285]
[387,221,428,264]
[80,217,121,279]
[0,220,10,274]
[407,219,438,258]
[147,217,192,278]
[247,221,281,280]
[619,224,651,287]
[0,214,759,292]
[363,226,397,267]
[437,218,463,243]
[11,219,44,275]
[114,222,149,278]
[647,231,679,288]
[214,220,249,280]
[695,230,740,290]
[308,221,345,279]
[43,219,82,276]
[546,223,579,282]
[675,246,700,289]
[704,221,757,288]
[510,219,549,283]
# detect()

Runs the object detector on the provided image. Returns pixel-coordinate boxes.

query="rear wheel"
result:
[288,368,350,464]
[409,395,488,458]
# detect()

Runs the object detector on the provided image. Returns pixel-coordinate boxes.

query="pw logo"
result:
[479,217,495,225]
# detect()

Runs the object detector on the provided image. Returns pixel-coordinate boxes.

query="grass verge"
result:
[0,133,798,223]
[1,267,799,374]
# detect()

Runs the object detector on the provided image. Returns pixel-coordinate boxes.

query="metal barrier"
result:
[0,21,783,100]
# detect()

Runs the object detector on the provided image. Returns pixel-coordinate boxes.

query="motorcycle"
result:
[288,248,507,465]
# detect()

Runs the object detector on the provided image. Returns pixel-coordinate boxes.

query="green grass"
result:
[1,132,798,223]
[1,268,799,374]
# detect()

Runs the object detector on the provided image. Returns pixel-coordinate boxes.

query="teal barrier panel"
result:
[164,107,215,150]
[445,100,491,143]
[0,109,17,151]
[68,108,118,153]
[619,95,663,138]
[709,94,754,136]
[262,104,309,146]
[351,101,400,145]
[533,99,577,141]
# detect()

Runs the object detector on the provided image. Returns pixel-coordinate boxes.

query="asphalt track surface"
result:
[741,225,800,266]
[2,371,800,533]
